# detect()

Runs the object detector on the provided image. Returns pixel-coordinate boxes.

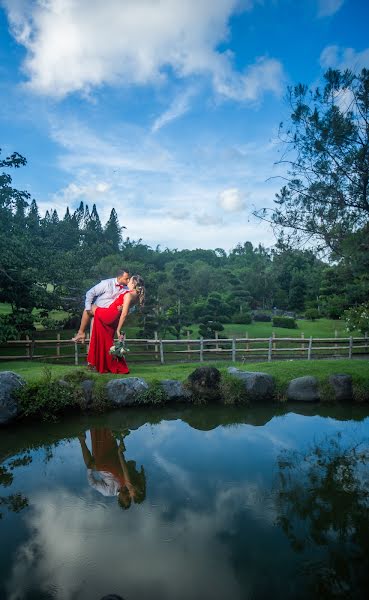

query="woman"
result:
[87,275,145,374]
[78,428,146,509]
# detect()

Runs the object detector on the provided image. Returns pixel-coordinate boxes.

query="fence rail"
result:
[1,333,368,365]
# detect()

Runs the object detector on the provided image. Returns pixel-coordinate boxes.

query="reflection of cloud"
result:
[6,488,248,600]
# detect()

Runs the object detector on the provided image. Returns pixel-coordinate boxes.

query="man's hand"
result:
[117,304,123,312]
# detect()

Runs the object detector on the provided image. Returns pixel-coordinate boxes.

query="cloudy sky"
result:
[1,0,368,250]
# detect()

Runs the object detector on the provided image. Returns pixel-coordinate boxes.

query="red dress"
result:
[87,291,132,374]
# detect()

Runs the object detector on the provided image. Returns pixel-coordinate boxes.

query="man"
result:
[72,268,130,342]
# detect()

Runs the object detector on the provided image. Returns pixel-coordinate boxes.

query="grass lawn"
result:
[2,358,368,388]
[0,303,12,316]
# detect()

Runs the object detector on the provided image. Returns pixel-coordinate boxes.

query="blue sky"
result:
[1,0,368,250]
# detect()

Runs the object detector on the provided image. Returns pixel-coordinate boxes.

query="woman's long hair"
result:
[130,274,145,308]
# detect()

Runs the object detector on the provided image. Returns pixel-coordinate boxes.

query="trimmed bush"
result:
[272,316,297,329]
[253,313,271,322]
[231,312,252,324]
[305,308,320,321]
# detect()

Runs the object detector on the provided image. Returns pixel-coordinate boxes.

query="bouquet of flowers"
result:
[109,333,130,358]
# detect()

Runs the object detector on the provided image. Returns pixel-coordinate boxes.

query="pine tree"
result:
[27,199,40,234]
[104,208,122,252]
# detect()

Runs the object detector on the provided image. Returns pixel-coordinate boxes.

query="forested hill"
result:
[0,175,365,340]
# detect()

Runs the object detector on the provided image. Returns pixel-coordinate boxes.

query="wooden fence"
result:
[1,333,368,365]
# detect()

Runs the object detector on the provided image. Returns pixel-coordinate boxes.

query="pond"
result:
[1,404,369,600]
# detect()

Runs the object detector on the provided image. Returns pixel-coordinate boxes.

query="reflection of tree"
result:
[79,428,146,510]
[276,434,369,598]
[0,454,32,519]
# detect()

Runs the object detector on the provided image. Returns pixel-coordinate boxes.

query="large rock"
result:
[287,376,320,402]
[0,371,26,425]
[227,368,275,401]
[80,379,95,405]
[329,374,353,402]
[106,377,149,406]
[187,366,221,401]
[160,380,192,402]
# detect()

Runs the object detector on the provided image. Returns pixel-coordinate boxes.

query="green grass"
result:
[220,319,359,339]
[0,303,12,316]
[2,358,368,387]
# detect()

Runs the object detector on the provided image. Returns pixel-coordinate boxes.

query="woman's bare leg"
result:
[72,309,94,342]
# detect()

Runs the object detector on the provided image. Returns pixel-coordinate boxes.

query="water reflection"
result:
[1,408,369,599]
[79,428,146,509]
[276,433,369,598]
[0,455,31,519]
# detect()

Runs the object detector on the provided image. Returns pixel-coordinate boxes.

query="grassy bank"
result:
[2,358,368,387]
[2,359,369,422]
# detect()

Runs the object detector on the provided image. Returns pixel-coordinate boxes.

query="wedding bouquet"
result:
[109,334,130,358]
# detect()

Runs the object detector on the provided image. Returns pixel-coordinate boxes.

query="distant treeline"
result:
[0,147,368,340]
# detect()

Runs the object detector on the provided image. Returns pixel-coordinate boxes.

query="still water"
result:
[1,404,369,600]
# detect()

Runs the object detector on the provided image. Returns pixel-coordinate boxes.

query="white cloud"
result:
[35,116,281,250]
[151,87,197,133]
[214,56,285,102]
[218,188,246,212]
[317,0,345,18]
[3,0,284,103]
[320,45,369,71]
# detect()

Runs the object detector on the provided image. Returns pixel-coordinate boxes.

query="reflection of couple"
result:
[78,429,146,509]
[72,268,145,373]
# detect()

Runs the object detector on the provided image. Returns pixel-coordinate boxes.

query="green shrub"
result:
[219,374,249,405]
[253,313,271,322]
[272,316,297,329]
[63,369,95,384]
[305,308,320,321]
[231,312,252,324]
[17,381,79,421]
[136,380,168,405]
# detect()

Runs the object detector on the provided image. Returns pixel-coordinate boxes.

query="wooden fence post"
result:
[200,337,204,362]
[74,342,79,366]
[187,330,191,359]
[159,340,164,364]
[232,337,236,362]
[308,336,312,360]
[154,331,159,361]
[272,331,276,350]
[349,336,353,359]
[365,332,368,353]
[301,332,304,351]
[268,337,272,362]
[245,331,249,351]
[215,331,219,351]
[25,335,30,359]
[56,333,61,358]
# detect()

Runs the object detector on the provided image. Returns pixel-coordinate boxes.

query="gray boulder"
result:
[287,376,320,402]
[227,368,275,401]
[187,366,221,401]
[160,380,192,402]
[0,371,26,425]
[329,374,353,402]
[80,379,95,405]
[106,377,149,406]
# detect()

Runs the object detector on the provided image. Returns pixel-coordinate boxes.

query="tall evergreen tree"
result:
[104,208,122,252]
